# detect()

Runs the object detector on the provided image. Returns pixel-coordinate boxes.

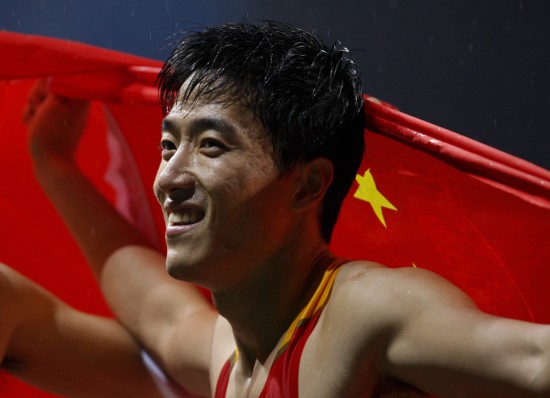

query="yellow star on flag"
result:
[354,169,397,228]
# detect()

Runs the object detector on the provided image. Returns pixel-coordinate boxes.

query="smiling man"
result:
[25,21,550,398]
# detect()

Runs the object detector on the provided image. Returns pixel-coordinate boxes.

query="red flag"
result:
[0,31,165,397]
[1,31,549,397]
[331,98,550,323]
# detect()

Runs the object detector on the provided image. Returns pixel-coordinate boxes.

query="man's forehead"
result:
[175,75,246,107]
[163,95,269,142]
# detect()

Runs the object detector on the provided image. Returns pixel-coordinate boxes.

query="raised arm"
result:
[0,262,163,398]
[25,82,216,396]
[342,265,550,397]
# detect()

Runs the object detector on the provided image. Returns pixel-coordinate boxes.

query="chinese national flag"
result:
[1,31,549,397]
[331,98,550,324]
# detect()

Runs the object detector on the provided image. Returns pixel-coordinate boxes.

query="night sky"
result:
[2,0,548,169]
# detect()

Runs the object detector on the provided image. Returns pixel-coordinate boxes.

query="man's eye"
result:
[202,139,221,148]
[160,140,176,151]
[200,138,226,156]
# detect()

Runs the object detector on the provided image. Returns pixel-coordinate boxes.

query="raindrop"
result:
[377,65,384,74]
[519,1,523,11]
[131,9,135,18]
[429,36,434,45]
[493,117,498,126]
[473,19,477,28]
[468,42,473,52]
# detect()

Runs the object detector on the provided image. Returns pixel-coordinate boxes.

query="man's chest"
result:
[218,336,384,398]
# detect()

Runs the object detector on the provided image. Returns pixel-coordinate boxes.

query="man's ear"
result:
[291,158,333,212]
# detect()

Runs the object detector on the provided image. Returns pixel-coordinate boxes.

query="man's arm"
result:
[0,262,163,398]
[25,85,216,396]
[337,263,550,397]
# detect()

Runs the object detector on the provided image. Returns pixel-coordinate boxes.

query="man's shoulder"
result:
[326,261,448,332]
[328,260,473,333]
[301,262,434,393]
[334,260,449,302]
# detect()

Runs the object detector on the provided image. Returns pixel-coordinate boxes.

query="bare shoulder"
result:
[332,261,475,318]
[300,262,445,396]
[323,261,550,397]
[319,260,477,353]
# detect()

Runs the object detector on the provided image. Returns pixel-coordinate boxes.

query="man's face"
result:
[154,94,300,288]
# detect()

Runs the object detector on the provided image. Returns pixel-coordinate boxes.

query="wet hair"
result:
[157,21,364,242]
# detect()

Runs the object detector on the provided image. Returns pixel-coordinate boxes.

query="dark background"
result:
[2,0,548,169]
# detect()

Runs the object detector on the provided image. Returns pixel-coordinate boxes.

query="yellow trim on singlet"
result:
[232,258,347,364]
[274,258,347,358]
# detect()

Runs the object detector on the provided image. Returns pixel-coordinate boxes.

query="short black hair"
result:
[158,21,364,241]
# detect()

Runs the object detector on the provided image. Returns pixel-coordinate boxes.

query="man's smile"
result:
[167,209,205,225]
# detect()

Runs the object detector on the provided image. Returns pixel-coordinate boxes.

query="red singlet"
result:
[215,258,347,398]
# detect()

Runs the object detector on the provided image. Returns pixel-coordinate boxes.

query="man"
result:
[26,21,550,397]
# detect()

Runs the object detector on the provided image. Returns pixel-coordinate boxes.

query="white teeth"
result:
[168,209,203,225]
[170,213,182,224]
[182,213,190,223]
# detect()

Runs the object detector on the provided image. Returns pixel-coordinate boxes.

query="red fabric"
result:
[1,31,549,397]
[331,98,550,323]
[214,312,320,398]
[214,358,232,398]
[0,32,165,398]
[257,310,321,398]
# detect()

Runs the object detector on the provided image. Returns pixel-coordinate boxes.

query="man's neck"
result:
[211,243,334,372]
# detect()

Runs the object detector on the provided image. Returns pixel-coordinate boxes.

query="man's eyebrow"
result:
[161,116,237,138]
[189,117,237,137]
[161,118,177,133]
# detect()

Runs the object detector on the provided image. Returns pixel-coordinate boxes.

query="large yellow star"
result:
[354,169,397,228]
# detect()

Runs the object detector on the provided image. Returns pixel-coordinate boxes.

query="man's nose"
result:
[156,149,196,196]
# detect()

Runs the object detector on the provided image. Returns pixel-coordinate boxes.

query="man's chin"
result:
[165,256,209,283]
[165,258,192,280]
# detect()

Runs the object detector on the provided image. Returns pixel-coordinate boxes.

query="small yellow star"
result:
[354,169,397,228]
